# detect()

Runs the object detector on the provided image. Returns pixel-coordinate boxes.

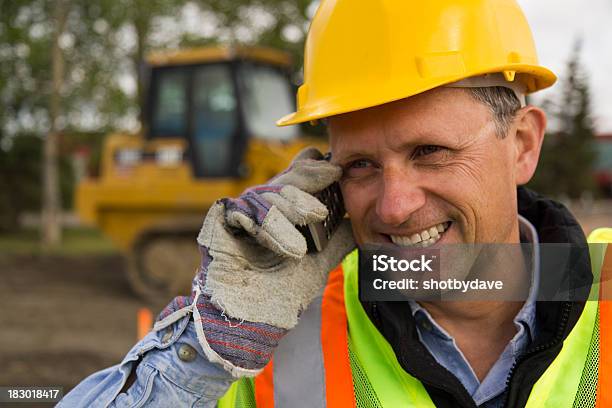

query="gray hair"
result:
[466,87,522,138]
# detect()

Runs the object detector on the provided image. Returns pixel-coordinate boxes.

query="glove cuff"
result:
[194,286,287,376]
[156,286,286,378]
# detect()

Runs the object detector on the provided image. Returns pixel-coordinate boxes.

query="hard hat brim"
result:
[277,64,556,127]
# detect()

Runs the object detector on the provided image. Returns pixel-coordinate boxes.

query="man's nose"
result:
[375,168,426,226]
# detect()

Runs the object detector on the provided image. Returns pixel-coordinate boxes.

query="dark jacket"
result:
[361,187,593,408]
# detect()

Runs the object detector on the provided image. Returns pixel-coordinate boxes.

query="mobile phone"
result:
[297,181,346,253]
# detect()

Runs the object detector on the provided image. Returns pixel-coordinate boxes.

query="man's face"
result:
[329,87,522,248]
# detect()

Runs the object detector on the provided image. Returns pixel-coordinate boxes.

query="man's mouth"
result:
[389,222,452,248]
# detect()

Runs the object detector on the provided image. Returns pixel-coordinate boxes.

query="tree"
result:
[42,0,68,246]
[528,40,597,198]
[196,0,314,72]
[0,134,73,232]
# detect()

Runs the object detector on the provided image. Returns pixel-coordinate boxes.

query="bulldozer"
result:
[76,46,326,302]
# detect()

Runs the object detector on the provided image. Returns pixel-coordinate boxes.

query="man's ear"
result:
[513,106,547,185]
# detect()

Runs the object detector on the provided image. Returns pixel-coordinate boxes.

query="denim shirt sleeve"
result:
[57,314,235,408]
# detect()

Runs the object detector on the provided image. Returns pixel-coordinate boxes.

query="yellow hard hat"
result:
[277,0,557,126]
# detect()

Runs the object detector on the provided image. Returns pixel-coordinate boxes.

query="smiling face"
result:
[329,87,540,248]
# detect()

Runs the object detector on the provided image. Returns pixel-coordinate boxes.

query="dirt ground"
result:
[0,254,164,406]
[0,206,609,406]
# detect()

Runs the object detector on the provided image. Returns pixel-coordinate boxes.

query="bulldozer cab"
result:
[76,46,326,301]
[143,47,299,178]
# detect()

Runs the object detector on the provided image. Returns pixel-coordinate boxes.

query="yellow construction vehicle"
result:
[76,46,326,301]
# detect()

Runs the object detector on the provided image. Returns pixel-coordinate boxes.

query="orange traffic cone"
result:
[137,308,153,340]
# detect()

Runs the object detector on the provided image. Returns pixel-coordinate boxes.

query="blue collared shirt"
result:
[409,216,540,407]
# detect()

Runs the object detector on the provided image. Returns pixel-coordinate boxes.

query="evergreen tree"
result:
[529,39,597,198]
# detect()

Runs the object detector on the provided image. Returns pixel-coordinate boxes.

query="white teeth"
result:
[429,227,439,238]
[390,222,451,248]
[394,236,411,245]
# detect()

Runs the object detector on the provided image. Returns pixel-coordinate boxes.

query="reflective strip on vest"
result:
[274,294,326,407]
[253,265,355,408]
[595,230,612,408]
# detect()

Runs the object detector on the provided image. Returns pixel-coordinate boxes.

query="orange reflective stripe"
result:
[597,245,612,408]
[253,264,355,407]
[321,264,356,408]
[255,359,274,408]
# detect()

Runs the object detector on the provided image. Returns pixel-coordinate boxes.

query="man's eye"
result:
[349,159,372,169]
[412,145,444,158]
[343,158,376,179]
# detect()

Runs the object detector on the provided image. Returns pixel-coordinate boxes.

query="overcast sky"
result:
[518,0,612,133]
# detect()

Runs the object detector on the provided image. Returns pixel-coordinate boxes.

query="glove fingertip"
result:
[293,146,324,162]
[226,210,257,234]
[259,206,308,259]
[275,186,329,224]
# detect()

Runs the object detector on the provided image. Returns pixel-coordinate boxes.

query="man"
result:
[61,0,609,407]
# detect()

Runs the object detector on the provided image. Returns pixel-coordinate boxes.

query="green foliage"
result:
[528,40,598,198]
[184,0,313,75]
[0,134,73,232]
[0,0,137,141]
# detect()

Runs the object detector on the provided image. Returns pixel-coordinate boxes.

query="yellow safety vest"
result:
[219,228,612,407]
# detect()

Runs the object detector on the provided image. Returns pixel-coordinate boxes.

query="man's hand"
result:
[155,147,355,377]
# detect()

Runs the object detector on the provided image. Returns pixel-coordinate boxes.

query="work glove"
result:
[154,147,356,377]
